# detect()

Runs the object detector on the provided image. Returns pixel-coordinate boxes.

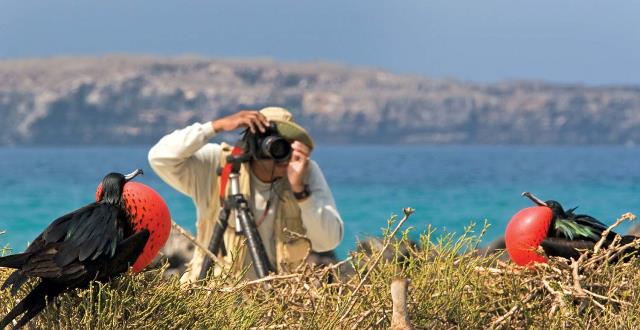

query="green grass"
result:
[2,212,640,329]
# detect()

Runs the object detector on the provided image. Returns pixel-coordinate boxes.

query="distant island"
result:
[1,55,639,146]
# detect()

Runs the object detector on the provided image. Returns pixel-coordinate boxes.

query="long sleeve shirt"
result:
[148,122,343,277]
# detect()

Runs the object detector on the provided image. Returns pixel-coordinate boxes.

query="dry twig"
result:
[489,290,538,329]
[171,220,227,267]
[593,213,636,254]
[219,273,302,293]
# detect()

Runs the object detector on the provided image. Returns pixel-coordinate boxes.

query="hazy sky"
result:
[2,1,639,85]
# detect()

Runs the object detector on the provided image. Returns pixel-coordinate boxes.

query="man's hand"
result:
[288,141,311,193]
[212,110,269,133]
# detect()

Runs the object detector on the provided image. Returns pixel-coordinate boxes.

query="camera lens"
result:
[261,136,292,162]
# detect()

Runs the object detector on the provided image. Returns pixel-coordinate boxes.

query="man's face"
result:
[252,158,290,180]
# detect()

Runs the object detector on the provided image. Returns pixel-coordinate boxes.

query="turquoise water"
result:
[1,146,639,258]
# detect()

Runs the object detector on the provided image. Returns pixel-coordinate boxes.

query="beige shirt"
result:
[148,122,343,277]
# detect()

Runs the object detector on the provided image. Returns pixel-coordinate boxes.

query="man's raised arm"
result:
[148,111,269,200]
[148,122,220,199]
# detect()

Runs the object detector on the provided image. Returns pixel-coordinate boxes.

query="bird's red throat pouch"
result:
[505,206,553,266]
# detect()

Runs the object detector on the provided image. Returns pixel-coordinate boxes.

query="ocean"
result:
[1,145,639,258]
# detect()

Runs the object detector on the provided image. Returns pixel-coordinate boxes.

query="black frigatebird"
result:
[521,191,638,260]
[0,169,170,329]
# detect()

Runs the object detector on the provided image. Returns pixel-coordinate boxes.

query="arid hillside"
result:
[1,56,639,145]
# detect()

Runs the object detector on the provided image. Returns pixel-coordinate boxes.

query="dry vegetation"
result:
[2,211,640,329]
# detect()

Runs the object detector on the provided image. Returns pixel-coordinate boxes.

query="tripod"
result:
[198,153,272,280]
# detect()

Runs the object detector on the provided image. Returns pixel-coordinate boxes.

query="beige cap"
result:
[259,107,314,150]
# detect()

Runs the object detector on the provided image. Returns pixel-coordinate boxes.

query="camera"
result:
[250,122,292,163]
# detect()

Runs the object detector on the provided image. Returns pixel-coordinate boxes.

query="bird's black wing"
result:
[540,237,595,260]
[573,213,621,243]
[1,270,30,296]
[572,214,607,230]
[564,208,609,235]
[97,229,150,276]
[51,203,125,266]
[0,202,126,283]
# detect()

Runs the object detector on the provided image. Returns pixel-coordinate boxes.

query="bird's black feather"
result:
[101,229,150,274]
[51,203,122,267]
[0,253,30,269]
[541,237,596,260]
[41,205,95,243]
[1,270,28,296]
[0,281,64,330]
[565,207,609,233]
[573,214,608,233]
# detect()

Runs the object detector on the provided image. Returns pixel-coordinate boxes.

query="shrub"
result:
[2,211,640,329]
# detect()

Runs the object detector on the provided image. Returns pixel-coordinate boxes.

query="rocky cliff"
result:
[1,56,639,145]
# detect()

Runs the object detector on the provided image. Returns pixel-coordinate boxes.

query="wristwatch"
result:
[293,184,311,201]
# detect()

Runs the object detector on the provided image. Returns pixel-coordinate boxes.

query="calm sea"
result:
[1,146,639,258]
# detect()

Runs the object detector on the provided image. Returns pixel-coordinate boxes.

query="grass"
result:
[0,230,9,257]
[2,211,640,329]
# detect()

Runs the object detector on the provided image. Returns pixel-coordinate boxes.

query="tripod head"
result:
[227,152,252,167]
[215,147,252,176]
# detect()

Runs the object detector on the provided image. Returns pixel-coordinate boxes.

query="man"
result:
[148,107,343,282]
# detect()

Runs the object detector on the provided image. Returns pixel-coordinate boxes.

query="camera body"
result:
[249,122,292,163]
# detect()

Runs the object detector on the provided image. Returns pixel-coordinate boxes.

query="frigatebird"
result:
[521,192,638,260]
[0,169,170,329]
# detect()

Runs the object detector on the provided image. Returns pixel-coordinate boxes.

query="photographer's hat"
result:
[260,107,314,150]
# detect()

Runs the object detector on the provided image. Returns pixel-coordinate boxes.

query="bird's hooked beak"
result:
[124,169,144,181]
[522,192,547,207]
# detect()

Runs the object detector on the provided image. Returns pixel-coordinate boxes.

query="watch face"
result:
[294,185,310,200]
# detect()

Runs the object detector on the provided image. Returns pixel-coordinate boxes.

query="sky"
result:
[1,0,639,85]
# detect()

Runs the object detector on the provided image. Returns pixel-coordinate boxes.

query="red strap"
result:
[219,146,244,203]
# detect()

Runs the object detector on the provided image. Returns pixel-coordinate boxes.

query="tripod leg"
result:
[237,205,272,278]
[199,205,230,280]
